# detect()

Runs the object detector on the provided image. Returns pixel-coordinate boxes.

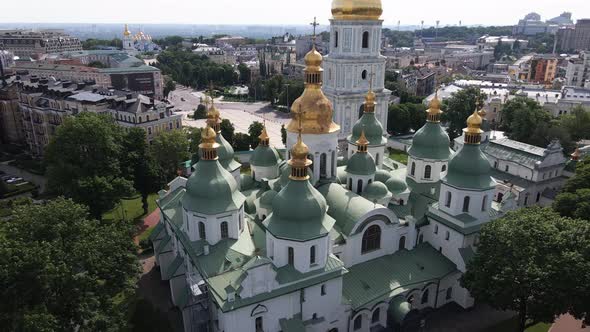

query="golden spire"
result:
[124,24,131,37]
[199,125,220,160]
[286,18,340,135]
[571,148,581,161]
[259,114,270,147]
[332,0,383,20]
[356,129,369,153]
[363,71,376,113]
[463,108,484,145]
[427,89,443,123]
[206,82,221,132]
[288,108,312,181]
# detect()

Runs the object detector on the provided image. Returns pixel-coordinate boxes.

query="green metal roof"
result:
[163,255,185,280]
[240,174,255,191]
[362,182,390,202]
[266,180,335,241]
[318,183,392,236]
[183,159,246,215]
[251,145,281,167]
[458,246,475,265]
[408,122,453,160]
[149,222,165,241]
[342,243,458,310]
[259,190,278,207]
[375,169,394,183]
[155,234,172,254]
[349,112,387,146]
[172,281,191,309]
[425,204,500,235]
[216,133,242,172]
[385,175,408,194]
[444,144,495,191]
[279,317,305,332]
[346,152,376,176]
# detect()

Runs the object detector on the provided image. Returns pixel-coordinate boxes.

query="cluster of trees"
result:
[0,197,140,331]
[387,103,427,135]
[248,75,304,106]
[382,26,513,48]
[464,154,590,332]
[441,87,488,139]
[81,38,122,50]
[499,97,590,153]
[44,113,189,219]
[151,35,184,48]
[155,48,239,89]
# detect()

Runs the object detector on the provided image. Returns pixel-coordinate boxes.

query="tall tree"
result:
[237,63,251,84]
[462,207,590,332]
[44,113,134,219]
[248,121,264,149]
[0,198,140,331]
[387,104,411,134]
[554,156,590,219]
[150,130,190,182]
[163,77,176,99]
[281,124,287,145]
[121,128,163,215]
[558,105,590,142]
[441,87,487,139]
[220,119,235,145]
[233,133,251,152]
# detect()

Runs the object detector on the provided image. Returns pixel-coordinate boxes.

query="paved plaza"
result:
[169,87,290,148]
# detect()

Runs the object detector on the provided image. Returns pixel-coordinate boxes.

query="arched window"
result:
[376,153,380,166]
[445,231,450,241]
[310,246,316,265]
[255,317,263,332]
[334,31,339,48]
[361,225,381,253]
[398,236,406,251]
[424,165,432,179]
[411,162,416,176]
[462,196,470,213]
[199,222,206,240]
[220,222,229,239]
[348,178,352,190]
[354,315,362,330]
[288,247,294,266]
[445,192,452,208]
[446,287,453,300]
[362,31,369,48]
[536,192,541,202]
[418,234,424,243]
[321,284,326,295]
[320,153,327,177]
[442,164,447,172]
[357,179,363,194]
[421,289,429,304]
[434,225,439,234]
[371,308,380,323]
[361,70,368,80]
[482,196,488,211]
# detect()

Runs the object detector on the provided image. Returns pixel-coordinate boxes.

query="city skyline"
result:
[0,0,589,26]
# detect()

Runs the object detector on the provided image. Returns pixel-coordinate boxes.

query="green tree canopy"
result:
[441,87,487,139]
[150,130,190,182]
[163,76,176,98]
[387,104,411,134]
[248,121,264,149]
[237,63,251,84]
[558,105,590,142]
[220,119,235,145]
[233,133,251,152]
[554,156,590,219]
[462,207,590,332]
[44,113,134,218]
[194,104,208,119]
[0,197,140,331]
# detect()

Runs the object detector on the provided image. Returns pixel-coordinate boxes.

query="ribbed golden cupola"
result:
[289,117,312,181]
[259,124,270,147]
[363,80,376,113]
[463,109,483,145]
[287,41,340,134]
[356,130,369,153]
[199,125,220,160]
[124,24,131,36]
[427,91,443,123]
[206,88,221,133]
[332,0,383,20]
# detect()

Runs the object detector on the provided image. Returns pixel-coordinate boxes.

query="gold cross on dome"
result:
[310,17,319,44]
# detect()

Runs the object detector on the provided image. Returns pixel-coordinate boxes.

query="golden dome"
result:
[467,110,483,129]
[288,125,313,180]
[258,126,270,146]
[332,0,383,20]
[124,24,131,37]
[427,91,443,123]
[287,46,340,134]
[463,109,483,144]
[199,125,220,160]
[356,130,369,152]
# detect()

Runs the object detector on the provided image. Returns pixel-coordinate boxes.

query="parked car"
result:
[6,177,23,184]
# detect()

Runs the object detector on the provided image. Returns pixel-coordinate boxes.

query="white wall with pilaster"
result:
[348,144,386,168]
[407,156,449,183]
[286,131,339,183]
[266,232,331,273]
[183,206,245,246]
[438,183,494,222]
[346,173,375,195]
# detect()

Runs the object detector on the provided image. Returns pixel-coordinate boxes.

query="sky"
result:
[0,0,589,26]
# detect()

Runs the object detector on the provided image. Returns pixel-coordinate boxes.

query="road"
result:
[169,87,290,148]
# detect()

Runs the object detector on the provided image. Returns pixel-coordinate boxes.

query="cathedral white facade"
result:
[149,1,521,332]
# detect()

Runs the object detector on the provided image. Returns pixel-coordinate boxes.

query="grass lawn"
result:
[388,148,409,165]
[485,317,551,332]
[103,193,159,222]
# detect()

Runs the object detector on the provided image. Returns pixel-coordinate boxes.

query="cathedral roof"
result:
[216,133,242,172]
[362,181,391,202]
[349,112,387,146]
[408,122,453,160]
[331,0,383,20]
[251,145,281,167]
[443,144,495,191]
[346,151,376,175]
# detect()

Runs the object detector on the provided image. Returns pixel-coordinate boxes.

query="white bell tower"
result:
[123,24,134,51]
[323,0,390,140]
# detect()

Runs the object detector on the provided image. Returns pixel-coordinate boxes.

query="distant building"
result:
[14,50,163,99]
[415,68,436,96]
[557,19,590,51]
[258,46,296,77]
[15,77,181,156]
[0,29,82,58]
[0,50,15,70]
[215,36,247,48]
[565,51,590,87]
[547,12,574,26]
[509,54,557,85]
[192,45,237,65]
[513,13,558,36]
[0,82,25,145]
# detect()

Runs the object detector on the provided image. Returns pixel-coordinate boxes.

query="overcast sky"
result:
[1,0,588,26]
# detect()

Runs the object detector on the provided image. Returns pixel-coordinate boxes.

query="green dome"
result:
[259,190,278,207]
[408,122,453,160]
[183,159,246,214]
[251,145,281,167]
[346,152,376,176]
[240,174,255,190]
[375,169,393,183]
[266,180,335,241]
[349,113,386,146]
[216,133,241,172]
[385,176,408,194]
[362,182,390,202]
[444,144,495,190]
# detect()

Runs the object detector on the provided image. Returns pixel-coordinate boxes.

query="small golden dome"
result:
[291,135,309,161]
[259,126,270,143]
[304,47,323,68]
[356,130,369,152]
[199,125,220,160]
[124,24,131,37]
[467,110,483,128]
[201,126,217,144]
[427,91,443,122]
[332,0,383,20]
[365,90,376,104]
[429,94,441,110]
